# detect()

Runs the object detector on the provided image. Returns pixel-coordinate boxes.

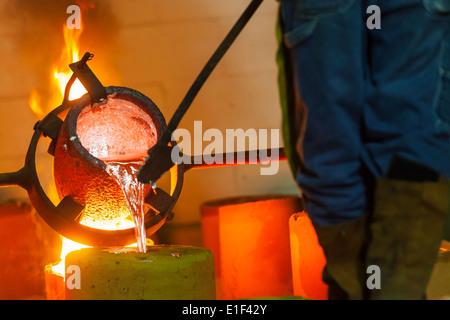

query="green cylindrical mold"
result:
[64,245,216,300]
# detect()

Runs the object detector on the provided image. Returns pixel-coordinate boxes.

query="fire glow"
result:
[29,17,88,278]
[54,22,86,101]
[29,20,87,119]
[35,20,88,277]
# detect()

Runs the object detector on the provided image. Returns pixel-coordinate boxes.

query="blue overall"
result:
[279,0,450,226]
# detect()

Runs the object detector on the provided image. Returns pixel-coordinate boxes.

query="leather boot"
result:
[366,176,450,300]
[313,213,370,300]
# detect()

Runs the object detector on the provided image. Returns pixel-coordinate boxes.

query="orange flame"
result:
[39,16,89,277]
[28,89,44,119]
[51,237,154,277]
[52,22,87,102]
[28,11,87,119]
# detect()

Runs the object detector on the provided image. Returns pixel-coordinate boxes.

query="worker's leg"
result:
[362,0,450,179]
[280,0,369,226]
[362,0,450,299]
[279,0,370,299]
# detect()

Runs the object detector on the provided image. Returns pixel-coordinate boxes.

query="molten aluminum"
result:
[77,94,158,161]
[105,161,147,253]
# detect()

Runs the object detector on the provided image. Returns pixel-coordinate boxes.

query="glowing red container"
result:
[201,195,302,299]
[53,86,166,236]
[289,212,328,300]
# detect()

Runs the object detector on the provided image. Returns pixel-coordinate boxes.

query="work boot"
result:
[366,174,450,300]
[313,213,370,300]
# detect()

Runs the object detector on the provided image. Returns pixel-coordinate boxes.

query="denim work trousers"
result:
[279,0,450,226]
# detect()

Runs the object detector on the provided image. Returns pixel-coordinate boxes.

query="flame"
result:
[52,23,87,102]
[28,89,44,119]
[51,237,154,277]
[51,212,153,278]
[51,238,89,276]
[41,19,88,278]
[28,12,87,118]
